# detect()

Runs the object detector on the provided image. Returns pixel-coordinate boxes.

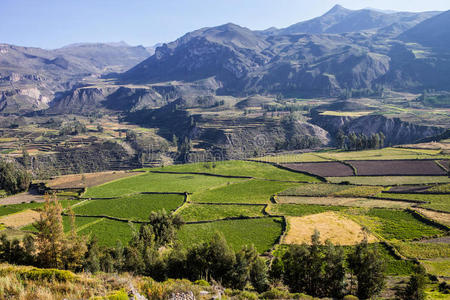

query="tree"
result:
[147,210,184,247]
[62,207,87,271]
[33,195,66,268]
[22,147,31,169]
[323,240,347,298]
[0,160,32,194]
[336,130,347,149]
[348,239,385,299]
[250,257,270,293]
[398,265,427,300]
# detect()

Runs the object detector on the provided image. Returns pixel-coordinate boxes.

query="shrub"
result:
[343,295,359,300]
[19,268,75,282]
[194,279,210,286]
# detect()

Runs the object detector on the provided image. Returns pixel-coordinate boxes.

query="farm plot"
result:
[178,203,264,222]
[283,212,378,246]
[146,160,320,182]
[0,209,40,228]
[375,193,450,213]
[413,208,450,227]
[347,208,445,241]
[276,196,414,209]
[327,176,450,186]
[427,183,450,193]
[421,259,450,277]
[76,218,135,247]
[73,194,185,221]
[0,199,79,217]
[279,183,349,196]
[190,179,297,204]
[47,171,142,189]
[348,160,446,176]
[177,217,283,253]
[83,172,245,198]
[268,204,344,217]
[281,162,354,177]
[318,148,449,161]
[254,152,329,164]
[333,185,385,197]
[392,241,450,259]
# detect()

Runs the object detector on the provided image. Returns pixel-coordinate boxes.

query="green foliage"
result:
[268,204,344,216]
[178,203,264,221]
[397,266,428,300]
[393,242,450,259]
[178,218,283,253]
[146,210,184,247]
[0,160,31,194]
[375,193,450,213]
[348,240,385,299]
[77,218,134,247]
[191,179,297,204]
[73,194,184,221]
[333,186,384,197]
[83,172,244,198]
[18,268,75,282]
[426,183,450,193]
[364,208,444,240]
[250,257,270,293]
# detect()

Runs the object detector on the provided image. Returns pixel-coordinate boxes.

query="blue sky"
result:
[1,0,448,49]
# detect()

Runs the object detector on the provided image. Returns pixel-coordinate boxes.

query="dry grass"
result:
[283,212,378,246]
[0,192,43,205]
[413,208,450,227]
[277,196,413,209]
[47,171,142,189]
[0,209,40,228]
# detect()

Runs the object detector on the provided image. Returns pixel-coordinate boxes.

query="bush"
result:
[194,279,210,286]
[343,295,359,300]
[0,160,31,194]
[19,268,75,282]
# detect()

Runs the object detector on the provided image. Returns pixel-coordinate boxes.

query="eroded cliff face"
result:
[311,112,445,145]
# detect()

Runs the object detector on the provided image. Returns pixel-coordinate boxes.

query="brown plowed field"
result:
[281,162,354,177]
[348,160,446,176]
[47,171,143,189]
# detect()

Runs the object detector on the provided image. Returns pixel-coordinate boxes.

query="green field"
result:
[327,176,450,186]
[348,208,445,241]
[333,185,385,197]
[178,203,264,222]
[142,160,320,182]
[76,218,135,247]
[268,203,344,216]
[421,259,450,277]
[393,241,450,259]
[375,193,450,212]
[0,200,79,217]
[73,194,185,221]
[190,179,298,204]
[427,183,450,193]
[83,172,245,198]
[177,217,283,253]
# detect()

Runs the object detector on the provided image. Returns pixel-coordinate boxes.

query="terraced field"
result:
[1,148,448,279]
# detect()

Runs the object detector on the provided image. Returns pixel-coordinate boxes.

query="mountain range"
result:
[1,5,450,114]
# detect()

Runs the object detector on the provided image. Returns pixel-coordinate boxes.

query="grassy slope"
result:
[268,204,344,216]
[73,194,185,221]
[190,179,298,204]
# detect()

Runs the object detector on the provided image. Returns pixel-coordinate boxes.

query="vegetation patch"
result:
[327,176,450,185]
[279,183,349,196]
[426,183,450,193]
[177,217,283,253]
[413,208,450,227]
[47,170,142,189]
[0,209,41,228]
[347,208,445,241]
[392,241,450,259]
[421,259,450,277]
[73,193,184,221]
[190,179,297,204]
[268,204,344,217]
[83,172,244,198]
[76,218,135,247]
[276,196,414,209]
[178,203,264,222]
[283,212,378,246]
[375,193,450,213]
[333,185,385,197]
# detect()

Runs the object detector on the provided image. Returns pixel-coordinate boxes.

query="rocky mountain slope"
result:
[0,43,151,113]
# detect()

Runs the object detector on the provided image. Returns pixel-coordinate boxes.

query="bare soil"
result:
[348,160,446,176]
[47,171,143,189]
[0,209,40,228]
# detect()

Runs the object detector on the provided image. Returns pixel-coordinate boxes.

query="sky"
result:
[1,0,448,49]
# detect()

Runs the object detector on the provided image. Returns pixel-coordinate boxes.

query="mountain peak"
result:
[325,4,350,15]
